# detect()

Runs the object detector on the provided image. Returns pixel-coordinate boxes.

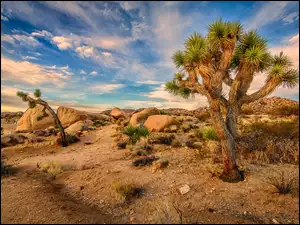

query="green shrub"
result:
[160,110,168,115]
[93,120,107,127]
[201,126,218,140]
[122,125,150,144]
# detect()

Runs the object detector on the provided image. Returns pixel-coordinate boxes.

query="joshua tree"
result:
[165,19,298,182]
[16,89,68,147]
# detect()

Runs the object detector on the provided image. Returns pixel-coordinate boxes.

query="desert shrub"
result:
[122,125,150,144]
[93,120,107,127]
[241,105,254,115]
[132,155,159,167]
[148,133,175,145]
[56,133,80,146]
[171,138,182,148]
[112,180,143,201]
[201,126,218,140]
[268,104,299,116]
[242,118,299,139]
[206,163,223,177]
[1,161,18,177]
[196,111,211,122]
[38,161,62,179]
[160,110,168,115]
[267,170,296,194]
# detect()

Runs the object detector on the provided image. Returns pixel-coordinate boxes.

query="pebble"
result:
[272,219,280,224]
[179,184,191,195]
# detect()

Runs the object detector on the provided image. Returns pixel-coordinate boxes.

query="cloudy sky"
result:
[1,1,299,112]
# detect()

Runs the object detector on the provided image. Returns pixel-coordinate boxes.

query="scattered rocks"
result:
[1,134,28,147]
[129,107,160,126]
[179,184,190,195]
[110,107,128,119]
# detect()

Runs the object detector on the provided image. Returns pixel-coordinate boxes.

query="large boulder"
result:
[129,107,160,126]
[65,120,93,135]
[144,115,178,132]
[1,133,28,148]
[110,107,128,119]
[16,105,55,131]
[57,107,88,128]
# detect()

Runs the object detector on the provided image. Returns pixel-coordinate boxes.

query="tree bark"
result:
[44,104,68,147]
[208,99,244,182]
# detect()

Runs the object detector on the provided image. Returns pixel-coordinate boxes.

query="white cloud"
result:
[102,51,112,57]
[80,69,87,75]
[21,56,38,60]
[1,56,71,88]
[289,34,299,43]
[52,36,73,50]
[31,30,53,38]
[248,33,299,98]
[246,1,289,30]
[12,34,40,47]
[282,12,299,24]
[76,46,95,58]
[1,14,8,21]
[143,84,208,110]
[90,71,98,75]
[135,80,165,85]
[90,83,125,94]
[1,34,16,44]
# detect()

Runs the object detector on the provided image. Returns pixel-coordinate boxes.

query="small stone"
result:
[243,211,247,215]
[179,184,190,195]
[272,219,279,224]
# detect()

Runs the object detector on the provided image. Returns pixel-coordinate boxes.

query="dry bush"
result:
[37,161,63,179]
[267,104,299,117]
[266,170,297,194]
[196,111,211,122]
[241,105,254,115]
[112,180,143,201]
[201,126,219,141]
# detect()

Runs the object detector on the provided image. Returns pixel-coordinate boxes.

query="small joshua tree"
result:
[16,89,68,147]
[166,19,298,182]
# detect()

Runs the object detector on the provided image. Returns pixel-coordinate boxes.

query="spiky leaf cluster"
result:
[34,89,42,98]
[165,80,191,99]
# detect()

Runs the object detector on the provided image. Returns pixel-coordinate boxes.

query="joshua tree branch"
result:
[242,78,280,104]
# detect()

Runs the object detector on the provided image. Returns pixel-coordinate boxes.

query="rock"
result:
[57,106,88,128]
[110,107,128,119]
[34,130,47,137]
[65,120,91,135]
[171,138,182,148]
[272,219,280,224]
[16,105,55,131]
[179,184,190,195]
[169,124,178,132]
[117,142,127,149]
[144,115,177,132]
[28,137,44,143]
[129,107,160,126]
[1,134,28,147]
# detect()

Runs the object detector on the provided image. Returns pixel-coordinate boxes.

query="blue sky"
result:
[1,1,299,112]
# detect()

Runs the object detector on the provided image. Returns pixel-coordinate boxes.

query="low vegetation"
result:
[37,161,63,179]
[268,104,299,117]
[267,170,296,194]
[93,120,107,127]
[201,126,218,141]
[122,125,150,144]
[112,180,143,201]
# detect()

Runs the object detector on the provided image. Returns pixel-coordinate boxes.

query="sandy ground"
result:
[1,124,299,224]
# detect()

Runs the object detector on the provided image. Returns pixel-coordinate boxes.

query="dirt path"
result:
[1,125,299,224]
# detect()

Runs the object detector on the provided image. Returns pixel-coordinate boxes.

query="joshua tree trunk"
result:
[209,99,243,182]
[42,102,67,147]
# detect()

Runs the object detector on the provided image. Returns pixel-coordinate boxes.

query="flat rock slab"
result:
[179,184,190,195]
